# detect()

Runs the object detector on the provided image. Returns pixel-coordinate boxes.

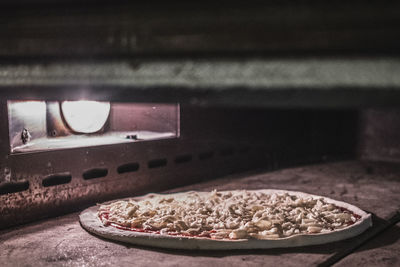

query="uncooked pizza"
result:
[79,189,372,250]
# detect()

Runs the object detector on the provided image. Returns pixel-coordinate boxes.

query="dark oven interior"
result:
[1,1,400,267]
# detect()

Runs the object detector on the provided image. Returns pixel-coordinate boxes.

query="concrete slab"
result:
[334,222,400,267]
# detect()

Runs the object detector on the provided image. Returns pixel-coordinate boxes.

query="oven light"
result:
[61,101,110,134]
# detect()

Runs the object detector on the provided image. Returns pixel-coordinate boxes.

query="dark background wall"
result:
[359,109,400,162]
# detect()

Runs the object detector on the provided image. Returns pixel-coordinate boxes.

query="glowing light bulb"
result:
[61,101,110,134]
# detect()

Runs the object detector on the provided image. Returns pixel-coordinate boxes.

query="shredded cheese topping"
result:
[98,190,360,240]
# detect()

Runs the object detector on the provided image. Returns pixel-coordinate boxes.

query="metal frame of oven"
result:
[0,100,357,229]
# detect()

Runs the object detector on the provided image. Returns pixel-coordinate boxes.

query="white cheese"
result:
[98,190,358,240]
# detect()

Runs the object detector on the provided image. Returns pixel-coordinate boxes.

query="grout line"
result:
[317,210,400,267]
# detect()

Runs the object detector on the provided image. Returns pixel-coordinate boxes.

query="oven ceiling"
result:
[0,1,399,56]
[0,1,400,107]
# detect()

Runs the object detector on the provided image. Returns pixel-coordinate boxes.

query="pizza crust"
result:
[79,189,372,250]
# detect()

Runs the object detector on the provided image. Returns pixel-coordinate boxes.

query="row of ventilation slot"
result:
[0,147,248,195]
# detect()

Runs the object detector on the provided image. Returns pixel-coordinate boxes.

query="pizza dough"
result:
[79,189,372,250]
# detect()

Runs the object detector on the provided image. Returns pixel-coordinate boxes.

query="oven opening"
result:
[7,101,180,153]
